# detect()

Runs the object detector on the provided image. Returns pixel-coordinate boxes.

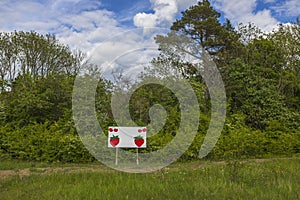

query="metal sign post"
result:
[115,148,118,166]
[136,148,139,165]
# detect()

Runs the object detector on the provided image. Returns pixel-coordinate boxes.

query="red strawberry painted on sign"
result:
[110,135,119,147]
[134,135,144,147]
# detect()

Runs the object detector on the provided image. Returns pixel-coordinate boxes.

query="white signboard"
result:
[108,127,147,148]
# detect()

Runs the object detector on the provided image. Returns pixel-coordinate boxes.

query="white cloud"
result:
[50,0,101,15]
[87,28,165,81]
[271,0,300,17]
[176,0,199,10]
[0,1,51,32]
[212,0,279,32]
[0,0,123,54]
[264,0,276,3]
[48,9,123,56]
[15,21,60,32]
[0,0,165,81]
[56,11,123,54]
[134,12,157,28]
[0,0,208,57]
[133,0,198,29]
[133,0,282,32]
[246,9,279,31]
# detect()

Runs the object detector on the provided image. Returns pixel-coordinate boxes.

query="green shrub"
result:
[0,123,94,163]
[1,119,299,163]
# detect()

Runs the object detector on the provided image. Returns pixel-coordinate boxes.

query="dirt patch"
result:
[0,166,114,179]
[0,168,31,179]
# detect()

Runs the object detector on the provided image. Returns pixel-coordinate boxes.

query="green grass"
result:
[0,158,300,200]
[0,159,105,170]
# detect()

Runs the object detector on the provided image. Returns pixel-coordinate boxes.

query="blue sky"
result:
[0,0,299,52]
[0,0,299,78]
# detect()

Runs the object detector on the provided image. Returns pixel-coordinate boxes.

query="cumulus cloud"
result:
[88,28,163,81]
[0,0,123,54]
[212,0,279,32]
[133,0,283,32]
[133,0,198,29]
[134,12,158,28]
[0,0,168,80]
[50,9,122,54]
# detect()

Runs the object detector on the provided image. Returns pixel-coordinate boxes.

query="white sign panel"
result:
[108,127,147,148]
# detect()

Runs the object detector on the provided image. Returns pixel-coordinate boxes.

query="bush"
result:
[0,123,94,163]
[209,127,300,160]
[1,118,299,163]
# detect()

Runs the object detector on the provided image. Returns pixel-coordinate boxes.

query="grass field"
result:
[0,158,299,200]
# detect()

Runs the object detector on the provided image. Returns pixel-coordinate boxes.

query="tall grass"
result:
[1,159,299,199]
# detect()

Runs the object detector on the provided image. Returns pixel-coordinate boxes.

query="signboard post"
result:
[136,148,139,165]
[108,127,147,165]
[115,147,118,166]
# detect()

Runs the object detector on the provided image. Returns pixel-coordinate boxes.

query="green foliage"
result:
[209,114,300,160]
[1,74,75,127]
[0,31,83,84]
[224,59,288,130]
[0,123,94,162]
[269,22,300,111]
[172,0,224,53]
[171,0,242,67]
[0,99,5,124]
